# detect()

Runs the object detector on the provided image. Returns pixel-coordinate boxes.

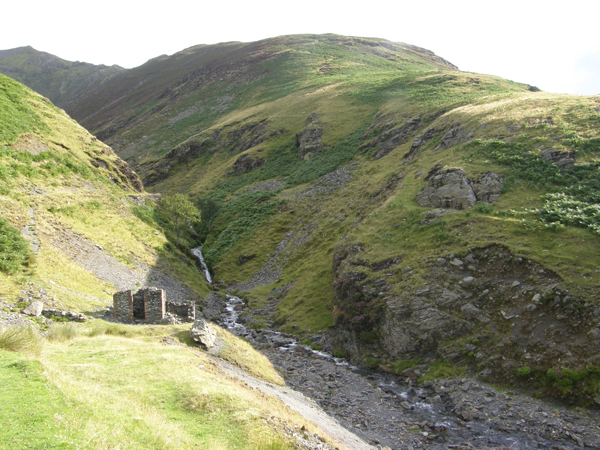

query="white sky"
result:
[2,0,599,95]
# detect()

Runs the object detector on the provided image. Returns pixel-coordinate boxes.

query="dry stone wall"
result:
[113,288,195,323]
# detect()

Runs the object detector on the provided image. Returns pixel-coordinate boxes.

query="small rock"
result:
[532,293,541,303]
[593,308,600,317]
[588,328,600,341]
[512,281,521,287]
[95,244,103,251]
[526,304,537,312]
[462,276,474,283]
[461,303,480,319]
[450,258,464,267]
[436,258,447,266]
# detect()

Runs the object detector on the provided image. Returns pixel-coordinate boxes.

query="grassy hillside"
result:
[0,323,323,450]
[0,72,207,313]
[3,34,600,405]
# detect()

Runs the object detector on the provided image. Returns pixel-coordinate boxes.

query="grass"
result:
[0,325,43,355]
[0,326,330,449]
[214,326,285,386]
[46,323,81,342]
[0,217,31,274]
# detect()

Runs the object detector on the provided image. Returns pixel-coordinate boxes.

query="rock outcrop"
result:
[295,113,323,160]
[472,171,504,203]
[416,167,504,209]
[365,116,422,160]
[416,168,476,209]
[541,148,575,170]
[228,153,266,175]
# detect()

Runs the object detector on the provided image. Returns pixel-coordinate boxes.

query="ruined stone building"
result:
[113,288,195,323]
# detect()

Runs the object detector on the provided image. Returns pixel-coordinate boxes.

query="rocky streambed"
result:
[219,294,600,450]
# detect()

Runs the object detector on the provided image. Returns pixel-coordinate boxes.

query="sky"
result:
[2,0,599,95]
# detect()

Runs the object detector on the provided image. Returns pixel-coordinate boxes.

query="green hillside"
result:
[0,73,330,450]
[3,34,600,406]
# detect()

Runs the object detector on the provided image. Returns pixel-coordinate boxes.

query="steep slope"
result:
[4,34,600,406]
[0,72,206,314]
[134,36,600,406]
[0,74,365,450]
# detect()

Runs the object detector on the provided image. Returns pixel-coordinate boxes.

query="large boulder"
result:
[416,168,476,210]
[190,316,217,349]
[21,301,43,317]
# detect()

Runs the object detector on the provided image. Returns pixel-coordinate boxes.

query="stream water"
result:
[193,249,598,449]
[191,246,212,284]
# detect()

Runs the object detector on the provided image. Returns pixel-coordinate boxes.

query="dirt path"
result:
[212,356,375,450]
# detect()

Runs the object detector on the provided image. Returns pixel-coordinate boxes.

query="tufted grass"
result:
[0,325,43,355]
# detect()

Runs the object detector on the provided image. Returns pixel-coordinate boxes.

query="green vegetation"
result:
[467,139,600,234]
[0,326,42,355]
[156,193,202,246]
[0,218,31,274]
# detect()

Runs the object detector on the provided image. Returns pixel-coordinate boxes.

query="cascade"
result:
[191,246,212,284]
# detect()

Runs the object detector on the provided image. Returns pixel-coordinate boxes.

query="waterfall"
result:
[191,246,212,284]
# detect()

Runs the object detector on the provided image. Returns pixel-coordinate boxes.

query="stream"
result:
[194,249,600,450]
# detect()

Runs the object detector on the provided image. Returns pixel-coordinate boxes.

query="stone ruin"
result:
[113,288,195,324]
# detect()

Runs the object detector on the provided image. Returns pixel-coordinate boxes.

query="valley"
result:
[1,33,600,449]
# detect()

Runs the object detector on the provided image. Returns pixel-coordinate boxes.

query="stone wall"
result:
[166,300,195,323]
[113,288,194,323]
[144,288,165,323]
[113,290,133,322]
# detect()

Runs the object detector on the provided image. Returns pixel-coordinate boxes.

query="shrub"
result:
[517,366,531,377]
[0,326,43,355]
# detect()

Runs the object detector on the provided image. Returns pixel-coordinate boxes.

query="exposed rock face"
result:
[21,301,43,317]
[381,296,471,357]
[228,154,266,175]
[416,168,476,209]
[331,243,600,405]
[367,116,422,160]
[541,148,575,170]
[416,167,504,208]
[190,316,217,349]
[434,125,471,150]
[472,171,504,203]
[404,127,440,160]
[295,113,323,160]
[143,121,285,186]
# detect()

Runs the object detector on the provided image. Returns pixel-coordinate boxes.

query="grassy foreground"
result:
[0,323,322,450]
